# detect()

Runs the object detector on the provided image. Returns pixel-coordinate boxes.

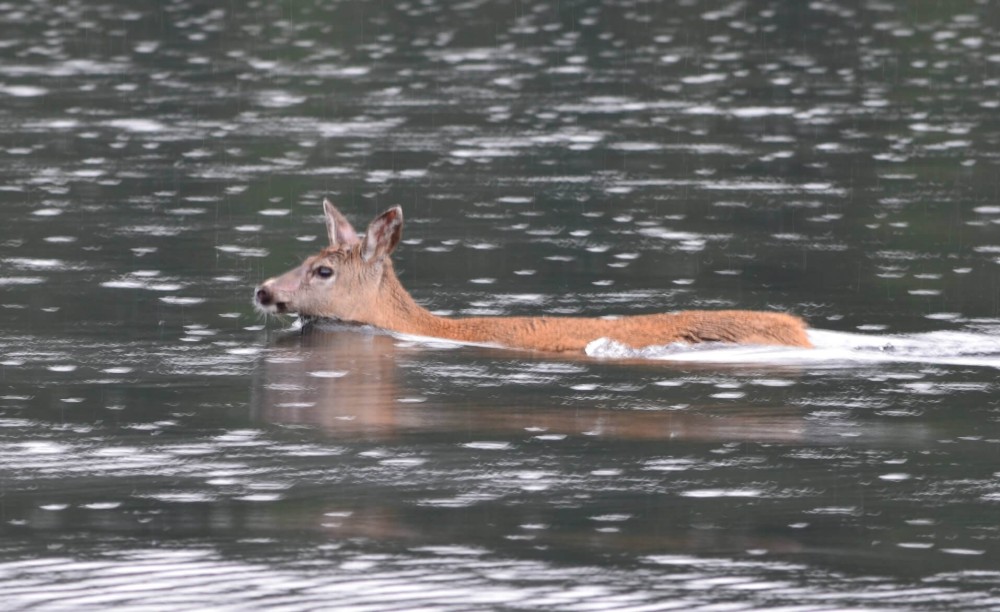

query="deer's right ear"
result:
[361,206,403,263]
[324,198,360,248]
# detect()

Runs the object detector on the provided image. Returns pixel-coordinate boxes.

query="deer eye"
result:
[315,266,334,279]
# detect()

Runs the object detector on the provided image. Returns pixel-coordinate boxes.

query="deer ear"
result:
[361,206,403,263]
[323,198,360,248]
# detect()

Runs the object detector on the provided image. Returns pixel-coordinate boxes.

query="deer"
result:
[254,200,812,353]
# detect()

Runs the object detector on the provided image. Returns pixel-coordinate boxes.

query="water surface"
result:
[3,0,1000,609]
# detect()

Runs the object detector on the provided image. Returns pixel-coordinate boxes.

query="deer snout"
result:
[254,282,289,313]
[255,286,273,306]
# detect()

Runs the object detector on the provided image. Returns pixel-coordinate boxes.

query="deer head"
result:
[254,199,403,322]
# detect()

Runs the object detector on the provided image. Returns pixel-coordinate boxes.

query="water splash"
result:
[586,329,1000,369]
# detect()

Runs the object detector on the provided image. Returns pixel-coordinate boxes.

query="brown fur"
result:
[255,202,812,353]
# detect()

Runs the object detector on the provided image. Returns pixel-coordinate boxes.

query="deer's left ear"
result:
[361,206,403,263]
[324,198,360,248]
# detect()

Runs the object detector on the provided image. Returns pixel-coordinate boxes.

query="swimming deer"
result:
[254,200,812,353]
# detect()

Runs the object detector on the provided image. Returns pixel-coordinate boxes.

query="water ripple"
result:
[0,546,994,610]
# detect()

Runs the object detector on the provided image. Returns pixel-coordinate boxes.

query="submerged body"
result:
[427,312,811,352]
[255,201,812,353]
[328,260,811,351]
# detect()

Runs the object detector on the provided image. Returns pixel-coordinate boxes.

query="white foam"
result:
[4,258,63,269]
[585,329,1000,369]
[0,277,46,285]
[308,370,348,378]
[159,296,205,305]
[0,85,48,97]
[107,118,167,133]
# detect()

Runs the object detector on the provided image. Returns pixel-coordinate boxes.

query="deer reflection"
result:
[251,323,825,444]
[251,323,407,436]
[249,324,933,563]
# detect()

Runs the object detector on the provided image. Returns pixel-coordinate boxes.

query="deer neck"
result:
[364,262,453,338]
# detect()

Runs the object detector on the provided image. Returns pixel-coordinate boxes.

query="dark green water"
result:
[3,0,1000,608]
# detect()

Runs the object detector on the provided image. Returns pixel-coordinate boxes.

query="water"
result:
[3,0,1000,608]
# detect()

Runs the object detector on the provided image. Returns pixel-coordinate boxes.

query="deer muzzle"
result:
[254,283,289,314]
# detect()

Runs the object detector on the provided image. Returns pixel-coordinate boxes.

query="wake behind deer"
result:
[254,200,812,353]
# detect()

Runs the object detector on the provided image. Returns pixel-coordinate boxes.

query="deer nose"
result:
[255,286,273,306]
